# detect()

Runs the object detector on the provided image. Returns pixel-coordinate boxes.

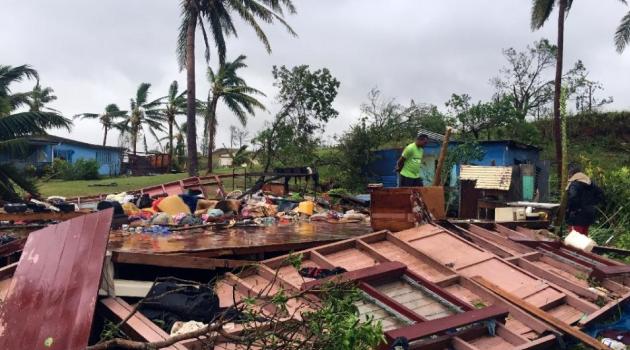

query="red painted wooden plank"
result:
[300,261,406,290]
[384,304,508,343]
[0,209,113,350]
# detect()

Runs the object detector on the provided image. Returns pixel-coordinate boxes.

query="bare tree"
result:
[491,39,556,119]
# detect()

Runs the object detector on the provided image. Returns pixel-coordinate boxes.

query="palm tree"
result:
[616,11,630,52]
[177,0,297,176]
[26,83,58,112]
[74,104,128,146]
[158,81,187,170]
[120,83,165,155]
[0,65,71,200]
[205,55,265,173]
[530,0,626,190]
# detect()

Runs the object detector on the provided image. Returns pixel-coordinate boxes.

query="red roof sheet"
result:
[0,209,113,350]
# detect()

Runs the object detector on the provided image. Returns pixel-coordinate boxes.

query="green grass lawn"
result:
[37,173,191,197]
[36,167,253,198]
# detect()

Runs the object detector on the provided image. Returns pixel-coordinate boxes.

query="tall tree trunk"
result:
[185,6,198,176]
[168,118,174,171]
[553,0,566,192]
[206,95,219,174]
[102,126,108,147]
[132,125,138,156]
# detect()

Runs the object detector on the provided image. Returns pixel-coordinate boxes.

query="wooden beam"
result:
[112,251,254,270]
[433,127,452,186]
[384,304,508,343]
[301,261,406,291]
[472,276,607,350]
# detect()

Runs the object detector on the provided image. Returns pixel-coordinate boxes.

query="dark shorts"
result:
[399,175,423,187]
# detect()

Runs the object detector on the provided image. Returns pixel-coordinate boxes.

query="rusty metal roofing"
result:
[460,165,513,190]
[0,209,113,350]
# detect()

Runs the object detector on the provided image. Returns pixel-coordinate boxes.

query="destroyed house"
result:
[0,135,124,176]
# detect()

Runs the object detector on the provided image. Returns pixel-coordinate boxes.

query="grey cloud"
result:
[2,0,628,149]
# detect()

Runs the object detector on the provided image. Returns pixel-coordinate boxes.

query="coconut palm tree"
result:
[616,11,630,52]
[205,55,265,173]
[158,81,187,170]
[26,83,58,112]
[74,104,128,146]
[530,0,626,190]
[119,83,165,155]
[177,0,297,176]
[0,64,71,200]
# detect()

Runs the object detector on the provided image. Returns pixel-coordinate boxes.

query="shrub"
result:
[71,159,100,180]
[48,158,100,180]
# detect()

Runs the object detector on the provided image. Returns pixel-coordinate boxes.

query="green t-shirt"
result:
[400,143,424,179]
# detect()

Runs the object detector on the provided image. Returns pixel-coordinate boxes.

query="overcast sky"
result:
[3,0,629,150]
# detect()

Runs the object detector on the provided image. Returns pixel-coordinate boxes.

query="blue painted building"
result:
[472,140,541,167]
[0,135,124,176]
[367,139,541,187]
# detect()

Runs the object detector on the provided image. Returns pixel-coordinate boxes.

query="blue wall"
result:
[473,142,540,166]
[367,141,540,188]
[0,142,122,176]
[368,141,459,187]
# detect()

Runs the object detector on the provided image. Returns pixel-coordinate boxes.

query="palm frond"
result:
[0,112,71,140]
[0,164,39,200]
[531,0,556,30]
[136,83,152,106]
[0,65,39,94]
[0,138,30,156]
[616,11,630,53]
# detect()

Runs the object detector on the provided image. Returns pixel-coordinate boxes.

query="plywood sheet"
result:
[0,209,113,350]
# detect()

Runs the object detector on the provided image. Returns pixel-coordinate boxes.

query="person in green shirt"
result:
[395,133,428,187]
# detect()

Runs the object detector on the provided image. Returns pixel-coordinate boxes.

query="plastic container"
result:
[564,230,596,252]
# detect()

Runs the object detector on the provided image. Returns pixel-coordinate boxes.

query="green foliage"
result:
[616,11,630,53]
[49,159,100,181]
[446,94,522,140]
[203,55,266,171]
[331,89,452,191]
[255,65,340,170]
[302,283,385,350]
[0,64,71,200]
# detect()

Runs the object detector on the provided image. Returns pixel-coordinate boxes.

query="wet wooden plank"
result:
[112,251,253,270]
[0,209,113,350]
[108,221,372,256]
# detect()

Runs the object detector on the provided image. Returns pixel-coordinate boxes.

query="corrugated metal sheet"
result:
[460,165,512,190]
[0,209,113,350]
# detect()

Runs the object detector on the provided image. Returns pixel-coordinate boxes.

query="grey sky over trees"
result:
[3,0,628,148]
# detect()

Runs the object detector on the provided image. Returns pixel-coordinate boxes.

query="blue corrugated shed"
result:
[366,140,540,187]
[0,135,124,176]
[368,140,459,187]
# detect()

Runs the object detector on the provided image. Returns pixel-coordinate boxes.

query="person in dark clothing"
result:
[565,164,604,236]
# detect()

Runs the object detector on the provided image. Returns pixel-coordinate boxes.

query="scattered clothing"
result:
[179,194,200,214]
[157,195,191,216]
[96,200,124,216]
[170,320,207,337]
[139,278,221,332]
[298,267,347,280]
[391,337,409,350]
[136,193,152,209]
